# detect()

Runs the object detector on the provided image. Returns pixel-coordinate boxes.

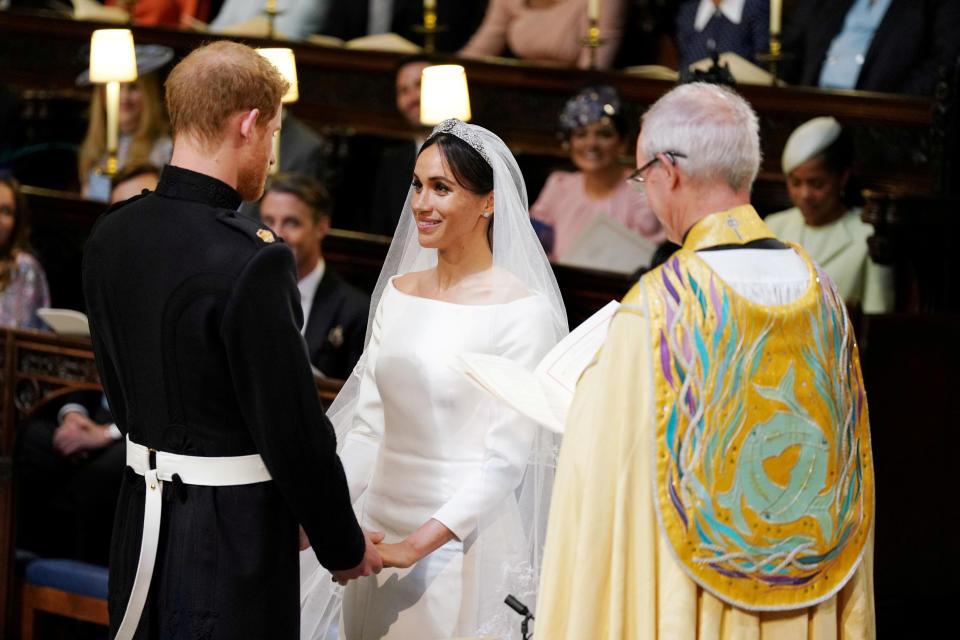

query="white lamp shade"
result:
[89,29,138,84]
[420,64,471,125]
[257,48,299,103]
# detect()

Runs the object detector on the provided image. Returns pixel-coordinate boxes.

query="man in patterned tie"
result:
[537,82,875,640]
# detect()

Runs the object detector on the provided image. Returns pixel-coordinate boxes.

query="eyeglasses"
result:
[626,151,687,192]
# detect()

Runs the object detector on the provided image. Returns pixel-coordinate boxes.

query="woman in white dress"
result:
[300,119,568,639]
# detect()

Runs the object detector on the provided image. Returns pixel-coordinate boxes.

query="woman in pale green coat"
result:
[765,116,893,313]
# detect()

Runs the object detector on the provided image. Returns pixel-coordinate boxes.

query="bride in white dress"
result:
[300,120,568,640]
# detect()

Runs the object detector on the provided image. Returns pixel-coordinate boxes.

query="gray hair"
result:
[640,83,761,192]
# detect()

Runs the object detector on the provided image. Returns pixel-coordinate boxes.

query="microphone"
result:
[504,594,532,618]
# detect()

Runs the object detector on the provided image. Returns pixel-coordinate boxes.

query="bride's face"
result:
[411,145,492,251]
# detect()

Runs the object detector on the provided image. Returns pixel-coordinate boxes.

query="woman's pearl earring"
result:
[482,211,492,218]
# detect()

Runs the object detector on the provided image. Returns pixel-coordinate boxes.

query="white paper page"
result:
[458,353,564,433]
[557,214,657,274]
[535,300,620,396]
[689,52,783,86]
[458,300,621,434]
[37,308,90,337]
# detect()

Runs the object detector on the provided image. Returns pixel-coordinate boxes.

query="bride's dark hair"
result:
[419,133,493,195]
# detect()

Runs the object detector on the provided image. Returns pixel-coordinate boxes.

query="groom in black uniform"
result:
[82,41,382,640]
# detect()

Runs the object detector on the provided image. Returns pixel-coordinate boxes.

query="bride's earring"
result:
[482,211,491,218]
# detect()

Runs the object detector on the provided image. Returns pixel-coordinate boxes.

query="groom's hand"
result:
[331,530,384,586]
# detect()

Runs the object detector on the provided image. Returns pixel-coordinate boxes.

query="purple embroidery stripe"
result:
[662,268,680,303]
[709,278,721,330]
[710,566,749,579]
[660,330,673,386]
[757,573,818,586]
[669,480,687,528]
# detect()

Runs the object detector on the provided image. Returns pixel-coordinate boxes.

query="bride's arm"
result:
[388,300,559,561]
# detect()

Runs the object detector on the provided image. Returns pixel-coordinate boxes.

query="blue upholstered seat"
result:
[23,558,109,600]
[14,549,39,576]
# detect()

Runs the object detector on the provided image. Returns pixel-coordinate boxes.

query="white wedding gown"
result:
[336,278,557,640]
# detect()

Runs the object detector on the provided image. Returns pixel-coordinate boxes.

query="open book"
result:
[626,53,784,87]
[71,0,129,23]
[306,32,422,53]
[458,300,620,433]
[688,52,783,86]
[38,308,90,337]
[557,213,658,274]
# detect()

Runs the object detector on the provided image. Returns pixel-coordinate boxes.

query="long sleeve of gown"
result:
[431,301,556,541]
[339,296,386,502]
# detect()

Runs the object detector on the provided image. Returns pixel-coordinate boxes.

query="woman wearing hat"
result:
[765,116,893,313]
[78,45,174,202]
[530,86,665,262]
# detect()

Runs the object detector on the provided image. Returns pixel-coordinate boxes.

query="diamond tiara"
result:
[429,119,491,165]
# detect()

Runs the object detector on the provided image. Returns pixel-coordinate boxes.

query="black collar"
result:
[156,165,242,211]
[698,237,789,251]
[680,227,787,252]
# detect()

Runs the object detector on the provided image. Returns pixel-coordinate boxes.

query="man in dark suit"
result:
[260,173,369,380]
[782,0,960,96]
[334,56,430,235]
[16,391,124,566]
[82,41,381,640]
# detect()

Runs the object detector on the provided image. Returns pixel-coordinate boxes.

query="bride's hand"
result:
[375,519,456,569]
[375,540,420,569]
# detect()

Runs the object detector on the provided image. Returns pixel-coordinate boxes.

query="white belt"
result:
[115,436,272,640]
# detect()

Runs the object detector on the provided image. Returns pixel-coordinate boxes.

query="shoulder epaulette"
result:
[102,190,150,216]
[216,211,284,248]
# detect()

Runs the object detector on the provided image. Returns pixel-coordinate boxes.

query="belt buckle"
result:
[147,448,160,491]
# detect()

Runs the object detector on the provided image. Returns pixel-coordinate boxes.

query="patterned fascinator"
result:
[559,85,622,132]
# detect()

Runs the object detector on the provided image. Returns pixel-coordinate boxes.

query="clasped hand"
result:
[302,518,455,586]
[328,532,423,586]
[299,527,387,585]
[53,411,113,458]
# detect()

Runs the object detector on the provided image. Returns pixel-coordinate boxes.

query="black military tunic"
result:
[82,165,365,639]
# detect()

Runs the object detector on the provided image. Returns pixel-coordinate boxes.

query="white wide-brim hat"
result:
[781,116,842,176]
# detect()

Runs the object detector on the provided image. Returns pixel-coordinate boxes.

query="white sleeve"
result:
[432,300,557,540]
[57,403,89,425]
[338,297,386,503]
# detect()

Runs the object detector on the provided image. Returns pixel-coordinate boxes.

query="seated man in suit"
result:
[14,166,150,566]
[782,0,960,96]
[16,391,123,565]
[260,173,369,379]
[333,55,430,235]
